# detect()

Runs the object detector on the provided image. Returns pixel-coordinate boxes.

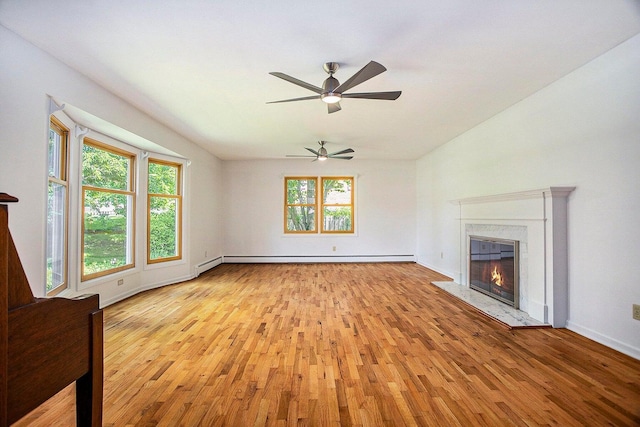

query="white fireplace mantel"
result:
[452,187,576,206]
[451,186,576,327]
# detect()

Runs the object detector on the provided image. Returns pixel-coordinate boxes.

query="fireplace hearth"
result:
[469,236,519,308]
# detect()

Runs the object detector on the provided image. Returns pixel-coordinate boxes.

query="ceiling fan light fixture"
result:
[286,141,354,161]
[269,61,401,113]
[321,93,341,104]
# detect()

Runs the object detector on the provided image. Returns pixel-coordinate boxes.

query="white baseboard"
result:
[566,320,640,360]
[415,261,457,280]
[527,299,548,325]
[99,273,195,308]
[195,256,223,276]
[100,288,144,308]
[223,254,415,263]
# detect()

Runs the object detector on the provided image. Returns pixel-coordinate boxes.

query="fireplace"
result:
[469,236,519,308]
[456,188,574,326]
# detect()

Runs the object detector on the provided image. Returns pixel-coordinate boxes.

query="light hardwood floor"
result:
[15,263,640,426]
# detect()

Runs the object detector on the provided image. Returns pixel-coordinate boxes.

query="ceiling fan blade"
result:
[329,156,353,160]
[269,72,323,94]
[329,148,355,156]
[267,95,321,104]
[334,61,387,94]
[341,91,402,100]
[286,155,316,158]
[328,102,341,114]
[305,147,320,156]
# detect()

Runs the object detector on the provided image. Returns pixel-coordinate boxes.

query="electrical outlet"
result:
[332,246,336,252]
[205,250,208,257]
[441,252,444,259]
[633,304,640,321]
[117,278,124,286]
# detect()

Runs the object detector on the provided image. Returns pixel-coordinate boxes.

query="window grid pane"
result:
[148,162,179,195]
[48,129,63,179]
[81,139,135,280]
[82,142,132,190]
[321,177,354,233]
[46,116,68,295]
[323,206,353,232]
[285,177,318,233]
[46,182,66,292]
[149,196,179,260]
[287,179,316,204]
[287,206,316,232]
[83,190,133,277]
[148,159,182,263]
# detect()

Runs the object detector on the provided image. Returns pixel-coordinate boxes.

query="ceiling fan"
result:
[268,61,401,113]
[286,141,354,161]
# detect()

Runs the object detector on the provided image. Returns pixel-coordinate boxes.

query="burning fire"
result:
[491,266,504,287]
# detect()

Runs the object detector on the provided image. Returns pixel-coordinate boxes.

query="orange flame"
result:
[491,266,503,287]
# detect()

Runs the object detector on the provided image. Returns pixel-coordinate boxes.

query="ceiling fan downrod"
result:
[323,62,339,75]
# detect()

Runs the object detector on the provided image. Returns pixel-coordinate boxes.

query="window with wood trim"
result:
[46,116,69,295]
[285,176,354,234]
[147,159,182,263]
[81,138,135,280]
[285,177,318,233]
[321,177,354,233]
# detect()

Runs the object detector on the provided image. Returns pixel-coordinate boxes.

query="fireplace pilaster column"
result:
[544,187,575,327]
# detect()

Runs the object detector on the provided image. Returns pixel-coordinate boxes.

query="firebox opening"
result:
[469,236,519,308]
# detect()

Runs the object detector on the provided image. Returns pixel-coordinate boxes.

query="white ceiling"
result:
[2,1,640,160]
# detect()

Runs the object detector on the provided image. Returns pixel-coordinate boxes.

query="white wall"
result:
[0,25,223,304]
[416,34,640,358]
[222,159,416,261]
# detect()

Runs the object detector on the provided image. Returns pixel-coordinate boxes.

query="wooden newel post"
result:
[0,193,18,426]
[0,193,103,426]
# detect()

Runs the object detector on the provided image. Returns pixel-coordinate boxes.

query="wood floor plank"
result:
[12,263,640,426]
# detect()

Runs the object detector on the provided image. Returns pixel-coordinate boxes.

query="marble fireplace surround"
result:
[451,187,575,327]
